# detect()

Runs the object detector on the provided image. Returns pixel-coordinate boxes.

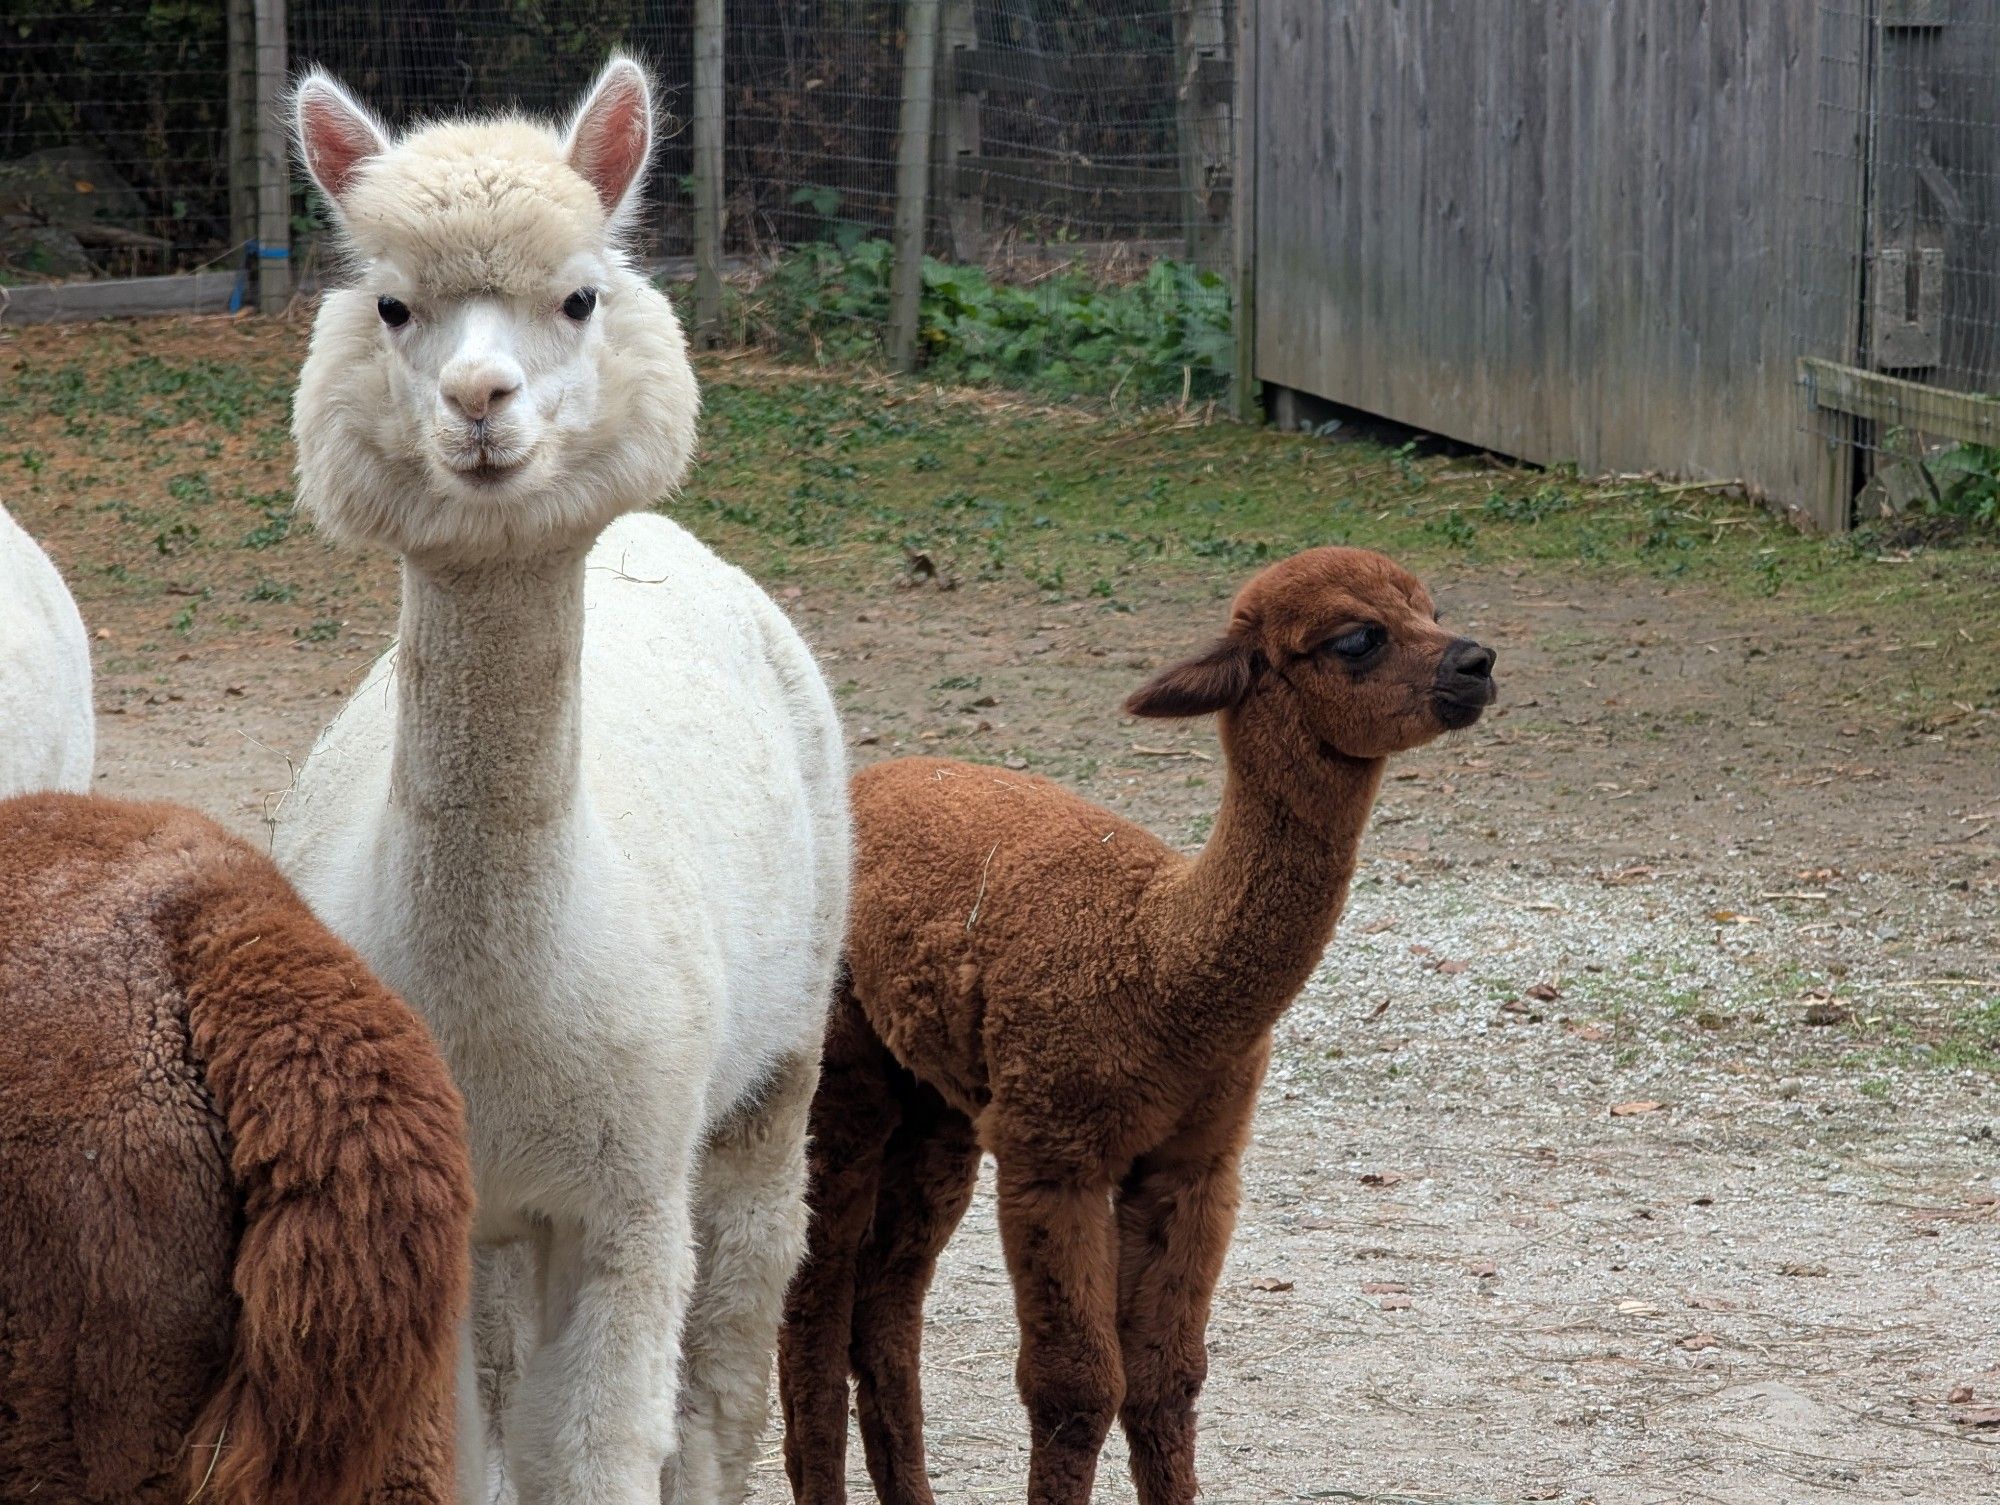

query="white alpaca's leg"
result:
[663,1053,820,1505]
[506,1187,698,1505]
[473,1241,539,1505]
[457,1312,494,1505]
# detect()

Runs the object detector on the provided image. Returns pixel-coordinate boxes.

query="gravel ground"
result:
[747,863,2000,1505]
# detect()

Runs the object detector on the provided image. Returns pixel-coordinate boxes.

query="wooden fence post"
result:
[1229,0,1258,422]
[934,0,982,264]
[692,0,726,342]
[1173,0,1232,271]
[889,0,942,372]
[227,0,257,293]
[252,0,290,314]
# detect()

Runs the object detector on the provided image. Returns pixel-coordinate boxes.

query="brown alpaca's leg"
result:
[1114,1051,1266,1505]
[850,1091,980,1505]
[779,989,899,1504]
[993,1159,1124,1505]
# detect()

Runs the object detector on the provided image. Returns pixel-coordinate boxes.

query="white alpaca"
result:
[271,60,851,1505]
[0,502,93,796]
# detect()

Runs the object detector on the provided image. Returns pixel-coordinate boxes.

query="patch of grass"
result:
[1929,996,2000,1072]
[675,365,2000,712]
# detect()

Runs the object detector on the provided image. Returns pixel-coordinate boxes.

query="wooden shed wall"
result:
[1253,0,1869,528]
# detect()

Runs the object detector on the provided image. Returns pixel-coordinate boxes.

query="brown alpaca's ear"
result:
[1124,636,1258,718]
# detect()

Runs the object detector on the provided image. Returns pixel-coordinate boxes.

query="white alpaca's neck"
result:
[387,546,590,922]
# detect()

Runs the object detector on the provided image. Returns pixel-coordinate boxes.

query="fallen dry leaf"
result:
[1358,1171,1406,1189]
[1602,864,1657,886]
[1957,1407,2000,1429]
[1610,1100,1665,1117]
[1365,996,1391,1021]
[1948,1384,1976,1405]
[1677,1332,1719,1351]
[1525,981,1563,1002]
[1567,1023,1612,1043]
[1358,915,1398,934]
[1779,1261,1830,1278]
[1802,1000,1853,1026]
[1435,958,1470,975]
[1249,1276,1294,1293]
[1466,1260,1498,1278]
[1616,1299,1662,1316]
[1361,1281,1409,1295]
[1379,1293,1413,1311]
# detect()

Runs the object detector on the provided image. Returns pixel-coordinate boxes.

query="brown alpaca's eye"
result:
[377,295,411,328]
[563,288,598,321]
[1324,624,1385,661]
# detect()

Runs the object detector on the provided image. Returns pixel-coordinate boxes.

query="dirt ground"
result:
[6,317,1997,1502]
[81,550,2000,1505]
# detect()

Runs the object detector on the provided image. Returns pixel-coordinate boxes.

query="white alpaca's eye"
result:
[563,288,598,322]
[377,296,411,328]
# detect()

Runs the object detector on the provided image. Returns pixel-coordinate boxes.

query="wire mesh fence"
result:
[1,4,242,280]
[1807,0,2000,526]
[4,0,1238,398]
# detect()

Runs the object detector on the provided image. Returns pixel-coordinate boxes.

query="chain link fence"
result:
[1806,1,2000,526]
[4,0,1237,398]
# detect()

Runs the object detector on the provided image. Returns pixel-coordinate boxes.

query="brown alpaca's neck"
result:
[1144,735,1385,1063]
[389,549,589,837]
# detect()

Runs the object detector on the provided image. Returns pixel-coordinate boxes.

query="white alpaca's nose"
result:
[440,365,522,424]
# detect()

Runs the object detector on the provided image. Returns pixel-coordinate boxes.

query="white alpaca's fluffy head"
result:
[291,58,699,565]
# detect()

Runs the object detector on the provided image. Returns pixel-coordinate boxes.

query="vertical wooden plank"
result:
[1230,0,1258,421]
[252,0,290,315]
[692,0,725,342]
[935,0,982,263]
[888,0,942,372]
[1173,0,1232,269]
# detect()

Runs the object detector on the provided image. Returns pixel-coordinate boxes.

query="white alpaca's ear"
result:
[294,69,390,209]
[564,56,654,221]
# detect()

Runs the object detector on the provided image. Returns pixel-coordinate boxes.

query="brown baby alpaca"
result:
[0,793,474,1504]
[779,547,1496,1505]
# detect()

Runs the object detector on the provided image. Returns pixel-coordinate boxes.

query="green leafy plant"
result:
[728,240,1233,405]
[1928,442,2000,529]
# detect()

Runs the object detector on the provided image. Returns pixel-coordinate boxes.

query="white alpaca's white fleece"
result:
[0,503,93,796]
[273,63,849,1505]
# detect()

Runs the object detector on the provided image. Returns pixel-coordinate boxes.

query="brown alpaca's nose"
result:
[1445,639,1496,680]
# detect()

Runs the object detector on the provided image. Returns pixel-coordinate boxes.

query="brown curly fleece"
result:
[780,547,1497,1504]
[0,793,474,1504]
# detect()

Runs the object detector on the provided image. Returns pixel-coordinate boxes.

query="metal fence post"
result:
[889,0,942,372]
[252,0,291,314]
[692,0,726,342]
[1230,0,1258,422]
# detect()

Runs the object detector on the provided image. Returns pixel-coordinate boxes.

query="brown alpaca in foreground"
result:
[0,793,474,1504]
[779,547,1497,1504]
